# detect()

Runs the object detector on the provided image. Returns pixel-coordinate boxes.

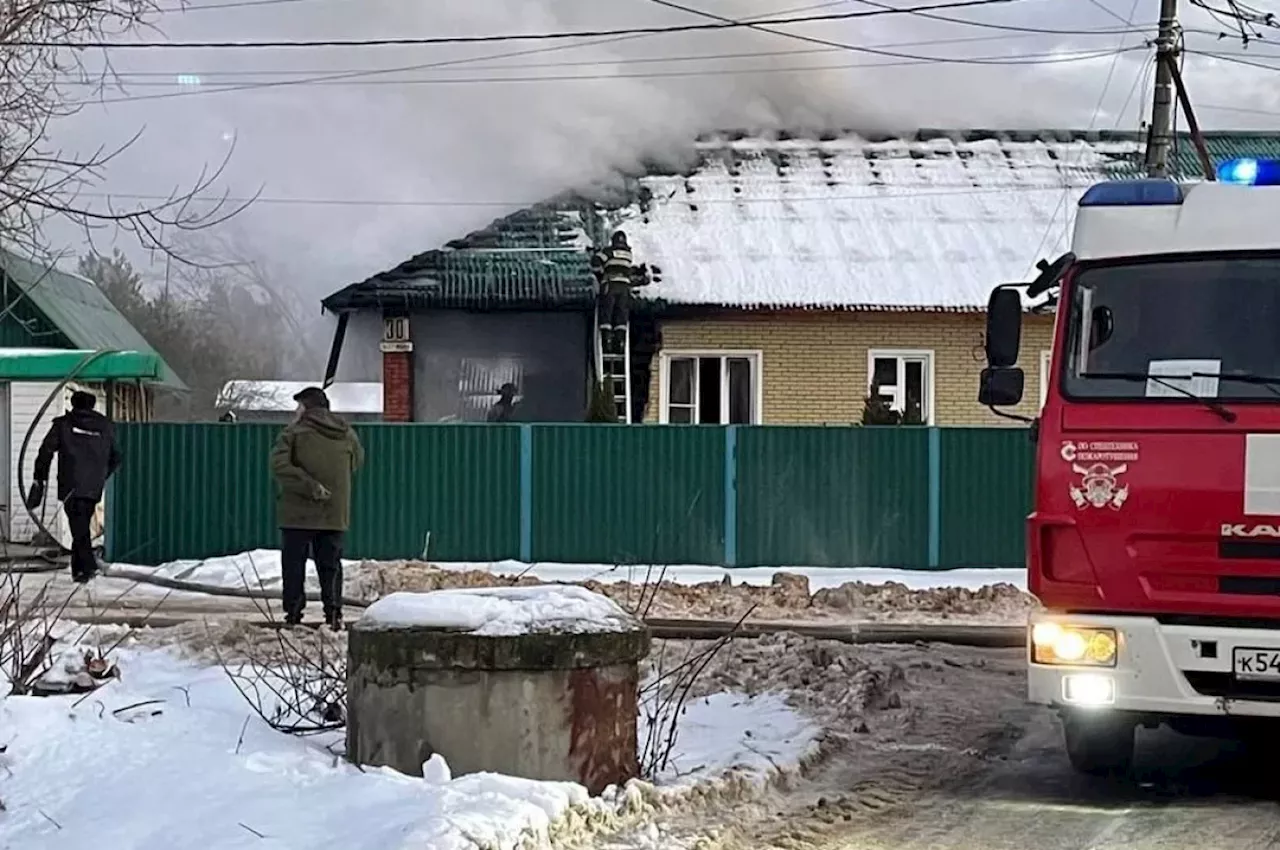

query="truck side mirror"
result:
[985,287,1023,368]
[979,366,1025,407]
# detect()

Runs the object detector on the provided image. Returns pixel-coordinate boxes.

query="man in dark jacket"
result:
[269,386,364,630]
[28,390,121,583]
[486,383,518,422]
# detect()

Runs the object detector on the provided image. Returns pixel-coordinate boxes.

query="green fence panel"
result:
[347,425,521,561]
[107,422,1034,569]
[937,427,1034,568]
[530,425,725,565]
[106,423,278,565]
[735,427,931,568]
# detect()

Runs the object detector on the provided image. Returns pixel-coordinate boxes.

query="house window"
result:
[1040,350,1052,407]
[867,349,933,424]
[661,352,761,424]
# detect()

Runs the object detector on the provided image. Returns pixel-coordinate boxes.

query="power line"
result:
[4,0,1018,49]
[1089,0,1145,131]
[73,46,1141,104]
[638,0,1043,67]
[79,184,1130,210]
[63,2,886,104]
[1024,0,1142,276]
[849,0,1154,35]
[1086,0,1139,27]
[1198,101,1280,116]
[1185,48,1280,70]
[58,29,1149,80]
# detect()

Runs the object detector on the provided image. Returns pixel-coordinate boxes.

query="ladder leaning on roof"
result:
[593,310,632,424]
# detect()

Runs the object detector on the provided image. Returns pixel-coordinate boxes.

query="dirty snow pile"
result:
[357,585,640,635]
[350,562,1034,624]
[656,632,910,731]
[108,550,1035,624]
[0,636,821,850]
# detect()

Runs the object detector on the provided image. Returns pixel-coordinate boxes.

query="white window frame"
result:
[657,350,764,425]
[1039,349,1052,407]
[866,349,935,425]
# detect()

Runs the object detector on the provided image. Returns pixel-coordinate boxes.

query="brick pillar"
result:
[380,314,413,422]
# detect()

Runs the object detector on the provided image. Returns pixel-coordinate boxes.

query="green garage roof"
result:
[0,348,163,381]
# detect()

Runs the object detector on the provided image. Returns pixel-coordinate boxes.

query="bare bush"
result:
[211,557,346,735]
[0,571,72,694]
[0,560,177,696]
[638,605,755,779]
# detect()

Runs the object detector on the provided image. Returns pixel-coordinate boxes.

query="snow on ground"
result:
[1,648,588,850]
[0,636,821,850]
[648,692,821,787]
[358,586,640,635]
[105,551,1033,625]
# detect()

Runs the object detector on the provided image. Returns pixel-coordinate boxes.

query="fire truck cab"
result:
[981,160,1280,776]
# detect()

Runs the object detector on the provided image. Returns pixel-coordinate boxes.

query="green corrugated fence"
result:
[104,424,1035,568]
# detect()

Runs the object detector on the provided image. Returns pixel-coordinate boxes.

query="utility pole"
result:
[1145,0,1180,177]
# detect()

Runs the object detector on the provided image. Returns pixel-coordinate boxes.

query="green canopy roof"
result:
[0,348,163,381]
[0,249,186,389]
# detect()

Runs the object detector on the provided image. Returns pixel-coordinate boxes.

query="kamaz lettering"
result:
[1221,524,1280,538]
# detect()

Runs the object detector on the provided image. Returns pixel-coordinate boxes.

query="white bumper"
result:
[1028,611,1280,717]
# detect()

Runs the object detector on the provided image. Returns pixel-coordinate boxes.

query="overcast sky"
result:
[43,0,1280,309]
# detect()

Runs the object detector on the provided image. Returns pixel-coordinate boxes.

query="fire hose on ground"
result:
[9,350,360,609]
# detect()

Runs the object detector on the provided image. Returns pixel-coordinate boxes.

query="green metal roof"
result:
[0,249,185,389]
[322,206,601,312]
[1096,130,1280,178]
[0,348,162,381]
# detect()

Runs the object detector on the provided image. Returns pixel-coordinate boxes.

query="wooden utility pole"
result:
[1145,0,1180,177]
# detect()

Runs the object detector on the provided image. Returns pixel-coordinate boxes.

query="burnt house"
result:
[321,206,658,423]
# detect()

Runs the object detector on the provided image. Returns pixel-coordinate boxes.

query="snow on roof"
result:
[217,380,382,413]
[615,134,1139,311]
[355,585,641,636]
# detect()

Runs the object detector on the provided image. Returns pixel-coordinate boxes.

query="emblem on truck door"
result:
[1070,463,1130,510]
[1061,441,1138,510]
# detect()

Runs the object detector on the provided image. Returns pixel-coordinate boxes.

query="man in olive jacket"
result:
[270,386,364,629]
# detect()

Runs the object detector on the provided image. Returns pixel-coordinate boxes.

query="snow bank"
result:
[0,644,822,850]
[102,551,1032,625]
[0,649,587,850]
[111,551,1025,594]
[357,585,640,635]
[436,561,1027,592]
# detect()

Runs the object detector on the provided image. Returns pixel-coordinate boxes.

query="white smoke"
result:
[43,0,1280,306]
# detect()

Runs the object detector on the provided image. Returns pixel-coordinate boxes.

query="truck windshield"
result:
[1062,256,1280,401]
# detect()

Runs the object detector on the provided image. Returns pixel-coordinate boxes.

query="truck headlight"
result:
[1031,622,1118,667]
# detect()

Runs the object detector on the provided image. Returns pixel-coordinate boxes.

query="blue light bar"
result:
[1078,179,1184,207]
[1216,157,1280,185]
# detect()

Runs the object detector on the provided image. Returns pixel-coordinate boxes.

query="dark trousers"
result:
[597,284,631,329]
[280,528,344,620]
[64,497,99,578]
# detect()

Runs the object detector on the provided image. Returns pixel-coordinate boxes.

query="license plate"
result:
[1232,648,1280,681]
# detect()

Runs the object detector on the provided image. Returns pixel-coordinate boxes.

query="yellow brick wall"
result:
[645,310,1056,426]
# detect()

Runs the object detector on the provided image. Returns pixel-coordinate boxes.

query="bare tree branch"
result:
[0,0,248,261]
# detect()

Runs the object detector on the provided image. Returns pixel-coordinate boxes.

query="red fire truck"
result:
[980,161,1280,776]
